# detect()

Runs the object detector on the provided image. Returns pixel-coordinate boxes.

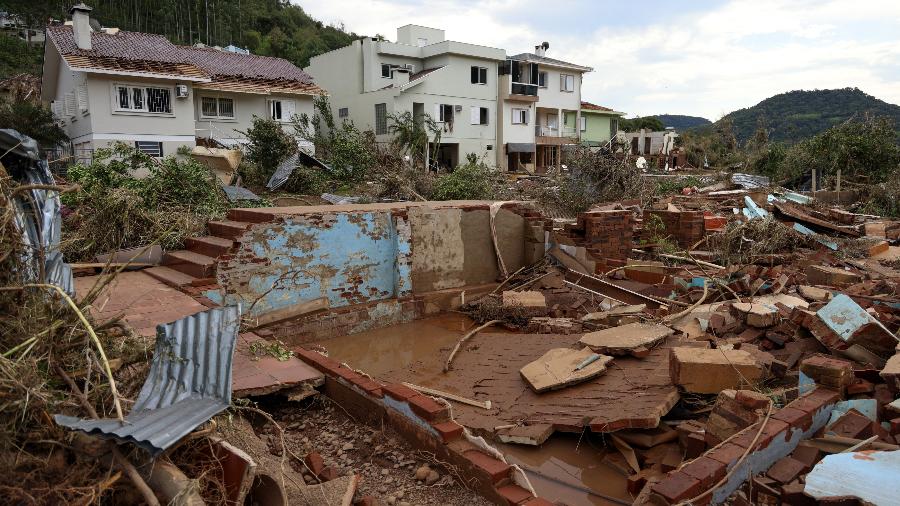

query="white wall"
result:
[535,66,582,111]
[192,90,314,144]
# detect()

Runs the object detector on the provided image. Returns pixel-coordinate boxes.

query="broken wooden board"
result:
[520,347,613,393]
[496,424,554,446]
[579,322,675,357]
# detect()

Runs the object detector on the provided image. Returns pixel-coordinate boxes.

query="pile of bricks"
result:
[559,210,635,262]
[646,209,706,248]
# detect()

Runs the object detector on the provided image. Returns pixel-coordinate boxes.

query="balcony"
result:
[535,125,578,138]
[511,82,538,96]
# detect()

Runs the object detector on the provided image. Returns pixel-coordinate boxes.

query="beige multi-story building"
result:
[306,28,594,172]
[306,25,505,169]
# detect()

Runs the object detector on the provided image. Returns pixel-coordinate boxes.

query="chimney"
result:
[534,44,544,57]
[70,3,93,50]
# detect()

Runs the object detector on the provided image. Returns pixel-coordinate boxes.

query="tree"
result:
[0,100,68,150]
[241,116,295,184]
[619,116,665,132]
[387,111,441,170]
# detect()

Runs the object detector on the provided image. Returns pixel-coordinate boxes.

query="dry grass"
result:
[708,217,816,265]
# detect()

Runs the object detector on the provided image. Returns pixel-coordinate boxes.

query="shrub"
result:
[293,96,377,182]
[557,146,651,214]
[241,116,295,185]
[431,155,497,201]
[0,100,68,150]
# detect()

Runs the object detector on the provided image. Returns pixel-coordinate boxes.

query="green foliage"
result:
[387,111,441,170]
[678,119,743,168]
[655,176,704,196]
[293,95,376,182]
[619,116,665,132]
[62,143,228,260]
[0,34,42,76]
[29,0,358,69]
[556,147,651,214]
[241,116,295,185]
[716,88,900,144]
[655,114,712,130]
[0,99,68,150]
[432,155,497,201]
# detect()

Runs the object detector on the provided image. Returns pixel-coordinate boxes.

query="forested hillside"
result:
[655,114,711,130]
[718,88,900,144]
[1,0,358,70]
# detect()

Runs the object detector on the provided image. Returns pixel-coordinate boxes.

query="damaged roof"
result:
[581,101,624,115]
[46,25,324,95]
[508,52,593,72]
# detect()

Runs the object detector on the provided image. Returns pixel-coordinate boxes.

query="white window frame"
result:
[470,106,489,125]
[511,108,529,125]
[199,95,235,120]
[538,71,548,88]
[580,116,587,132]
[112,83,173,115]
[560,74,575,92]
[471,66,488,85]
[268,99,295,123]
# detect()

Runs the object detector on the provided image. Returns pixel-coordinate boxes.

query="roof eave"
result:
[75,66,211,82]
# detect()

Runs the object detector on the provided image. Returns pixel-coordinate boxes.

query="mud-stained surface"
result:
[314,315,675,506]
[498,434,632,506]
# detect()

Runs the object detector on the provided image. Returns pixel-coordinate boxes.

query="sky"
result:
[295,0,900,121]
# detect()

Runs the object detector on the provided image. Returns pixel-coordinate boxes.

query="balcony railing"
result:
[535,125,579,138]
[511,82,538,96]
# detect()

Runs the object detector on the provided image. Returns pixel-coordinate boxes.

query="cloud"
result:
[295,0,900,120]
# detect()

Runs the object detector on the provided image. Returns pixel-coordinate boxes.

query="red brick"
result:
[789,388,840,414]
[381,383,420,402]
[735,390,770,410]
[432,421,464,443]
[791,445,821,469]
[685,432,707,459]
[463,450,510,483]
[349,376,384,398]
[829,410,875,439]
[847,378,875,395]
[522,498,554,506]
[497,484,533,505]
[766,457,808,484]
[305,452,324,476]
[891,417,900,436]
[706,443,746,469]
[772,406,813,431]
[294,348,340,374]
[408,394,450,422]
[332,366,363,384]
[651,473,703,503]
[730,419,789,450]
[318,466,340,481]
[679,457,726,489]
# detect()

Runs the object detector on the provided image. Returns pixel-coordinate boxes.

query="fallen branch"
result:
[403,382,492,409]
[444,320,501,373]
[663,278,709,323]
[56,366,159,506]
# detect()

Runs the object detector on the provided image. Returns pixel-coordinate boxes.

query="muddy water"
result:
[314,315,631,506]
[499,434,631,506]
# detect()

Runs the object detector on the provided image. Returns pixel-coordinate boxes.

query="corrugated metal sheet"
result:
[731,173,770,189]
[1,129,74,295]
[805,450,900,504]
[54,305,240,455]
[266,151,331,191]
[222,185,260,202]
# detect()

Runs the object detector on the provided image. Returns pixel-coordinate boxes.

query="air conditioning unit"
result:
[454,105,462,112]
[175,84,189,98]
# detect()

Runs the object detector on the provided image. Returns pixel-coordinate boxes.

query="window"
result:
[381,64,392,78]
[269,99,295,122]
[200,96,234,119]
[135,141,163,157]
[375,103,387,134]
[471,66,488,85]
[511,108,529,125]
[538,71,547,88]
[435,104,453,123]
[115,85,171,113]
[560,74,575,92]
[470,106,488,125]
[580,116,587,132]
[338,107,349,118]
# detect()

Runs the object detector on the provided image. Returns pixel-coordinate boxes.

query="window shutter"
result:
[64,92,76,117]
[470,106,479,125]
[560,74,565,90]
[434,103,442,122]
[580,117,586,131]
[282,100,296,121]
[525,109,530,125]
[77,84,88,113]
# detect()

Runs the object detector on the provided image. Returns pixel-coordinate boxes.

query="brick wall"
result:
[647,210,706,248]
[294,348,550,506]
[650,388,839,504]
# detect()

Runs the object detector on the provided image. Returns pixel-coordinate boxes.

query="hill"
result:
[656,114,711,130]
[718,88,900,144]
[3,0,358,73]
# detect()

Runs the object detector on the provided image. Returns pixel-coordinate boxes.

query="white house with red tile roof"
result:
[41,4,325,161]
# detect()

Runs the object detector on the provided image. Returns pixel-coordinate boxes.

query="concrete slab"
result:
[579,323,675,357]
[519,347,613,393]
[74,271,207,337]
[380,333,680,437]
[233,333,324,397]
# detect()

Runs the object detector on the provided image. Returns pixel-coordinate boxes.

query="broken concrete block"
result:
[805,265,862,287]
[799,355,854,395]
[502,290,546,308]
[880,353,900,393]
[519,347,613,393]
[496,424,553,446]
[669,348,763,394]
[798,285,832,303]
[731,302,779,327]
[579,322,674,358]
[817,294,899,358]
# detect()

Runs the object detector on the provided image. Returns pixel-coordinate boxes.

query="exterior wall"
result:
[216,203,534,318]
[535,67,582,111]
[581,111,619,144]
[192,89,315,145]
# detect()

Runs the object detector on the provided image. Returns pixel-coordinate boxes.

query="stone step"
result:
[185,235,234,258]
[228,208,276,224]
[162,250,217,278]
[208,220,251,240]
[144,265,197,288]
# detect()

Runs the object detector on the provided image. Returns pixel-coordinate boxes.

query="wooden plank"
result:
[250,297,329,329]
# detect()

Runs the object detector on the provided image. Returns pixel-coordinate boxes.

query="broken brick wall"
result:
[647,210,705,248]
